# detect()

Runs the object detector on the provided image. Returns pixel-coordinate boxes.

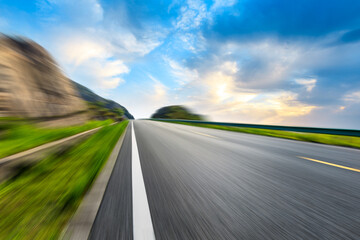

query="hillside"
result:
[73,81,134,119]
[151,105,204,120]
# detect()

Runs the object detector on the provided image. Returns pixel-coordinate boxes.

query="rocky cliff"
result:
[0,35,86,118]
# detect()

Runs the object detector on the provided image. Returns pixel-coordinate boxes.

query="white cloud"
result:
[57,35,109,66]
[174,0,238,32]
[148,75,168,102]
[74,57,129,89]
[344,91,360,102]
[164,54,317,124]
[148,38,323,123]
[164,57,199,85]
[99,77,124,89]
[157,38,317,124]
[100,60,128,77]
[190,40,303,90]
[51,31,129,89]
[221,61,238,74]
[193,70,316,123]
[295,78,317,92]
[110,30,163,58]
[237,41,301,88]
[211,0,237,10]
[39,0,165,91]
[175,0,208,30]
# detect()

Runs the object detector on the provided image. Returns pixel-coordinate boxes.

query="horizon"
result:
[1,0,360,128]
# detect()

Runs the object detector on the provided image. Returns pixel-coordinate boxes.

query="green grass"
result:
[165,121,360,149]
[0,121,128,240]
[0,119,113,158]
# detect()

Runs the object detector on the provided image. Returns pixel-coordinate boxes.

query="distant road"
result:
[90,120,360,240]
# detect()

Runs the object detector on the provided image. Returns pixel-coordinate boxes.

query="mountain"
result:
[73,81,134,119]
[0,35,86,118]
[151,105,204,120]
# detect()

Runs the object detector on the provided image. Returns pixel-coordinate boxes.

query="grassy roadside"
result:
[0,121,128,240]
[0,119,112,158]
[162,121,360,149]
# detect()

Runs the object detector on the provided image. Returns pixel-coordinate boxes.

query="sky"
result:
[1,0,360,128]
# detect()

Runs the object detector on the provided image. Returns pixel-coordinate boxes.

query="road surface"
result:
[90,120,360,240]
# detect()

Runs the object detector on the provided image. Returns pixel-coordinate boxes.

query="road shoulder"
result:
[61,124,129,240]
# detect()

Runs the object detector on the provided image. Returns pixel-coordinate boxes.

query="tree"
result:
[114,107,124,117]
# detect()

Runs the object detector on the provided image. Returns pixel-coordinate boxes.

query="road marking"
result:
[132,122,156,240]
[189,130,219,139]
[298,156,360,173]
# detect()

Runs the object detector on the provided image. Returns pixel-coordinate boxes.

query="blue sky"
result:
[1,0,360,128]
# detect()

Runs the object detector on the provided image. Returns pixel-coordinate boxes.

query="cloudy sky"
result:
[1,0,360,128]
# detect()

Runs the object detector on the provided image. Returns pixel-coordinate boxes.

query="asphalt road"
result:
[90,120,360,240]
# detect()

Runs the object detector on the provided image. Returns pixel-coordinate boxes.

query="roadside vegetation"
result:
[165,121,360,149]
[0,119,112,158]
[151,105,204,120]
[87,101,126,121]
[0,121,128,240]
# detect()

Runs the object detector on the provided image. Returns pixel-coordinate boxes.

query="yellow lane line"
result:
[190,131,219,139]
[298,156,360,173]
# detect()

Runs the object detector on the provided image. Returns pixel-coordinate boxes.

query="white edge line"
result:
[132,121,156,240]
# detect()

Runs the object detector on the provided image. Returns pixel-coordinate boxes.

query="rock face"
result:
[0,35,86,118]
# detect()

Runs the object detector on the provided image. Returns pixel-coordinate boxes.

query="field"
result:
[0,119,112,158]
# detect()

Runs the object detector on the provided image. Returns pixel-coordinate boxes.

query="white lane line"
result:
[132,121,156,240]
[189,130,219,139]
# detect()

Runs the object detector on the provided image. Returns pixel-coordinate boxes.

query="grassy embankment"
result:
[163,121,360,149]
[0,121,128,239]
[0,119,112,158]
